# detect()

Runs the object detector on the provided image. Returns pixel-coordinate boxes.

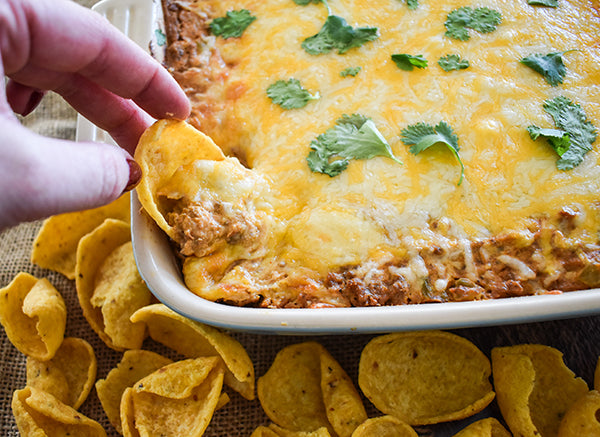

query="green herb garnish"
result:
[528,96,597,170]
[210,9,256,38]
[154,29,167,46]
[445,7,501,41]
[400,121,465,185]
[520,51,574,86]
[340,66,362,77]
[267,79,319,109]
[292,0,324,4]
[528,0,558,6]
[438,54,470,71]
[307,114,402,177]
[302,15,379,55]
[404,0,419,10]
[391,54,428,71]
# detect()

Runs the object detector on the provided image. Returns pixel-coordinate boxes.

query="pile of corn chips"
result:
[2,193,600,436]
[0,193,255,436]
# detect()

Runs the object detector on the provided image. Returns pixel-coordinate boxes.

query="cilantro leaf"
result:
[405,0,419,9]
[520,51,574,86]
[302,15,379,55]
[400,121,465,185]
[154,28,167,46]
[528,0,558,6]
[391,54,428,71]
[438,54,470,71]
[340,66,361,77]
[527,126,571,156]
[445,7,501,41]
[293,0,324,4]
[308,114,402,177]
[210,9,256,38]
[528,96,597,170]
[267,79,319,109]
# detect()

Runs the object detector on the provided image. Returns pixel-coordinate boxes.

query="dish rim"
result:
[131,192,600,334]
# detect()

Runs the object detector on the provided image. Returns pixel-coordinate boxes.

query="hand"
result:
[0,0,190,230]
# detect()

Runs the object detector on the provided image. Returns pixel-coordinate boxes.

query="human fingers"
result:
[10,66,155,154]
[5,80,45,116]
[0,118,140,230]
[3,0,190,120]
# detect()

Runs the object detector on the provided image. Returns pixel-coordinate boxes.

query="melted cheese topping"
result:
[170,0,600,279]
[203,0,600,274]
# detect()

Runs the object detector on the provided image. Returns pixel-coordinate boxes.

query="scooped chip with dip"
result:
[452,418,512,437]
[26,337,96,409]
[491,344,589,437]
[358,331,495,425]
[134,119,225,240]
[557,390,600,436]
[96,349,173,434]
[12,386,106,437]
[251,424,332,436]
[257,341,367,437]
[130,303,255,400]
[351,416,418,437]
[75,218,151,350]
[31,192,130,279]
[120,357,224,437]
[0,272,66,360]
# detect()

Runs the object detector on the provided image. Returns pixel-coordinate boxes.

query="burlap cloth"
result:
[2,2,600,436]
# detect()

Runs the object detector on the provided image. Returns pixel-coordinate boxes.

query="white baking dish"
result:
[83,0,600,333]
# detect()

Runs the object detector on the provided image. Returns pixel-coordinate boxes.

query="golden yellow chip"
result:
[0,272,66,360]
[358,331,495,426]
[251,424,332,437]
[452,418,512,437]
[26,337,96,409]
[75,218,150,350]
[96,349,173,434]
[557,390,600,437]
[120,357,224,437]
[134,119,225,240]
[31,192,130,279]
[12,386,106,437]
[130,303,255,400]
[351,416,418,437]
[258,341,366,437]
[491,344,589,437]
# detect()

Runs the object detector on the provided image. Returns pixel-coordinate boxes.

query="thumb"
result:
[0,122,140,229]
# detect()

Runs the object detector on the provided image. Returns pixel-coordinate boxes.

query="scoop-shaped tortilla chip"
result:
[351,416,418,437]
[134,119,225,240]
[31,192,130,279]
[130,303,255,400]
[12,386,106,437]
[452,418,512,437]
[96,349,173,434]
[75,218,149,350]
[120,357,224,437]
[258,341,366,437]
[26,337,96,409]
[251,424,332,436]
[358,331,495,426]
[557,390,600,436]
[0,272,66,360]
[491,344,589,437]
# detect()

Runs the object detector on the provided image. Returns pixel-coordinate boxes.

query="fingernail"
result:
[123,158,142,193]
[22,90,45,117]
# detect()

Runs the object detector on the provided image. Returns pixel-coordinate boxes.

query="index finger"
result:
[5,0,190,120]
